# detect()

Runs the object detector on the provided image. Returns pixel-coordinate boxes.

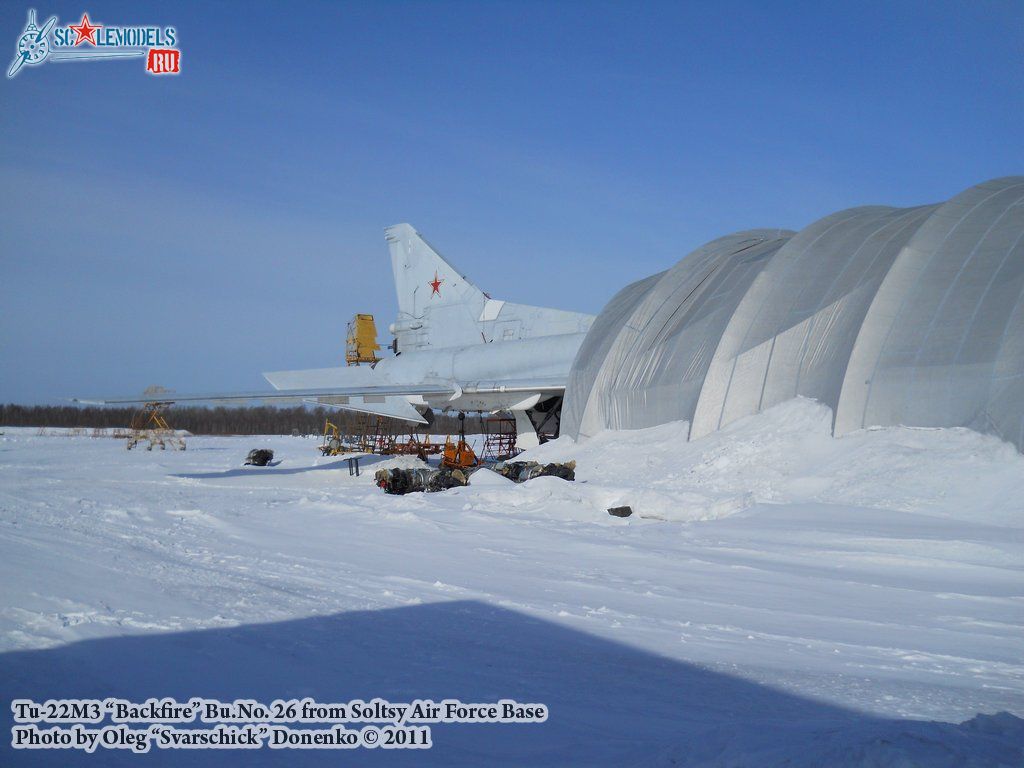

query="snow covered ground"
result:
[1,399,1022,766]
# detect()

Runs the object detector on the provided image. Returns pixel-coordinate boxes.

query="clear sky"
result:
[2,0,1022,403]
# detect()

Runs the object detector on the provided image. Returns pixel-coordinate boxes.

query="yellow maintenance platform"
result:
[345,314,381,365]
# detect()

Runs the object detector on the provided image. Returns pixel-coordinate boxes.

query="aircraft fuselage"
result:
[264,332,586,414]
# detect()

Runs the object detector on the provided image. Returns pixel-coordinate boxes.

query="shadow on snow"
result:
[2,601,1020,766]
[171,454,397,480]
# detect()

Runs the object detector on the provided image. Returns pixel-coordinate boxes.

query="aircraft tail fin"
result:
[386,223,489,350]
[386,223,485,316]
[384,223,595,351]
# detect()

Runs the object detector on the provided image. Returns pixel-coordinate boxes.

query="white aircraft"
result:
[77,224,595,446]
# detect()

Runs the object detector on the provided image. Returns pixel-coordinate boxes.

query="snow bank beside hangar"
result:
[519,398,1024,525]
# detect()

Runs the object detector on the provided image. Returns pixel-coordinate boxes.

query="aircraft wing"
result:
[72,377,567,425]
[72,385,455,425]
[72,384,454,405]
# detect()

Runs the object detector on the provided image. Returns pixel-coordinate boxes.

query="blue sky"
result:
[2,0,1022,403]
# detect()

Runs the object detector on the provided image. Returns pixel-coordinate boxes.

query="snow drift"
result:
[516,398,1024,525]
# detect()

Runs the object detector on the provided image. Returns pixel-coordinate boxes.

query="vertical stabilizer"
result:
[385,223,596,352]
[386,224,489,351]
[388,224,486,317]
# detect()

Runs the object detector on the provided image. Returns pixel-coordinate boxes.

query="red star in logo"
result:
[69,13,101,46]
[429,271,444,296]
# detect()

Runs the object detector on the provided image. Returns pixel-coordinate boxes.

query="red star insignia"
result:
[69,13,101,46]
[429,271,444,296]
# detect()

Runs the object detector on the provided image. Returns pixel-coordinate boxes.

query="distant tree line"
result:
[0,404,477,436]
